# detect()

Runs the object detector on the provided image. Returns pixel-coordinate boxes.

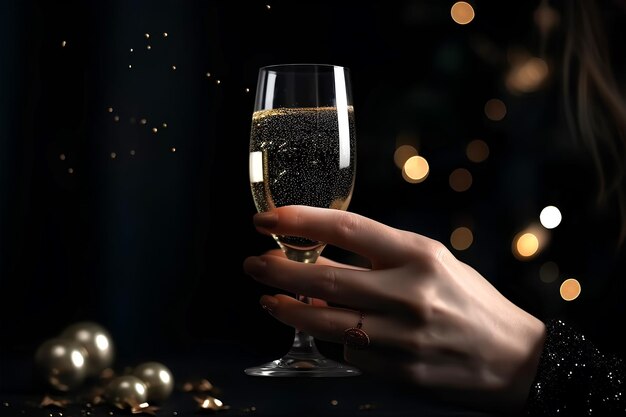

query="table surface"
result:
[0,342,499,417]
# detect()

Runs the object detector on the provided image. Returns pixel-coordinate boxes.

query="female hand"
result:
[243,206,546,412]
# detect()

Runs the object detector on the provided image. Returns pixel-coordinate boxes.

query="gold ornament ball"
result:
[133,362,174,402]
[61,321,115,376]
[105,376,148,408]
[34,338,88,391]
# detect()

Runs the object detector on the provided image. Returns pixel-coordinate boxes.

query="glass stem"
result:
[283,247,324,359]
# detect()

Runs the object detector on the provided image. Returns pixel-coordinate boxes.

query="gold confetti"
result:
[194,396,229,412]
[40,395,69,409]
[181,379,214,393]
[130,403,159,415]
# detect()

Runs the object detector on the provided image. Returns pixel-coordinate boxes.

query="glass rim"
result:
[259,63,348,71]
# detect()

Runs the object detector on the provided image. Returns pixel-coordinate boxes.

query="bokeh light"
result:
[484,99,507,121]
[394,144,418,169]
[514,232,539,258]
[539,261,559,283]
[560,278,581,301]
[534,1,560,34]
[402,155,429,183]
[466,139,489,163]
[506,57,549,94]
[451,2,475,25]
[512,224,549,260]
[449,168,472,192]
[450,227,473,250]
[540,205,562,229]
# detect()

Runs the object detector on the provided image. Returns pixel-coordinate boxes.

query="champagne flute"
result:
[246,64,359,376]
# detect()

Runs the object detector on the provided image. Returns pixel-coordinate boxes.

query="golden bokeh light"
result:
[517,233,539,257]
[394,145,418,169]
[450,227,473,250]
[506,57,549,94]
[539,261,559,283]
[512,224,549,260]
[560,278,581,301]
[449,168,472,192]
[402,156,429,183]
[466,139,489,163]
[484,98,507,121]
[110,152,116,159]
[451,2,475,25]
[59,154,66,161]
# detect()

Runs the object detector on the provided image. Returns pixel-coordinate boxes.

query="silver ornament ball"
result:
[132,361,174,402]
[61,321,114,376]
[105,376,148,408]
[34,337,88,391]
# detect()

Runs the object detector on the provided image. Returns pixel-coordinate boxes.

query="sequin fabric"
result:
[525,320,625,416]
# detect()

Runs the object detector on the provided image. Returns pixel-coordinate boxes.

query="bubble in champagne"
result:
[249,107,356,250]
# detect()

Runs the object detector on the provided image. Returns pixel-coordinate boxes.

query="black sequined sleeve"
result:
[524,319,625,416]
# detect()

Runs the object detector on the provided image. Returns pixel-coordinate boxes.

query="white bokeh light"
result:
[540,205,562,229]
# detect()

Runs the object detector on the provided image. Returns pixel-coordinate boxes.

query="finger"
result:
[245,255,401,312]
[253,206,420,266]
[263,249,368,270]
[261,294,408,348]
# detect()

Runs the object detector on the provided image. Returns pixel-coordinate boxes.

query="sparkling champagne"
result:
[249,107,356,251]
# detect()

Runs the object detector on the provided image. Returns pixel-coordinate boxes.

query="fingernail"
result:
[260,295,278,314]
[243,256,266,275]
[254,212,278,229]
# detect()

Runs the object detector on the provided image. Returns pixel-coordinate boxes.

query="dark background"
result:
[1,0,624,369]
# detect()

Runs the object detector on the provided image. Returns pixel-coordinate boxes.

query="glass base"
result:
[245,354,361,377]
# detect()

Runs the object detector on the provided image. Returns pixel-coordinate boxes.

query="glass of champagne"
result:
[247,64,359,377]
